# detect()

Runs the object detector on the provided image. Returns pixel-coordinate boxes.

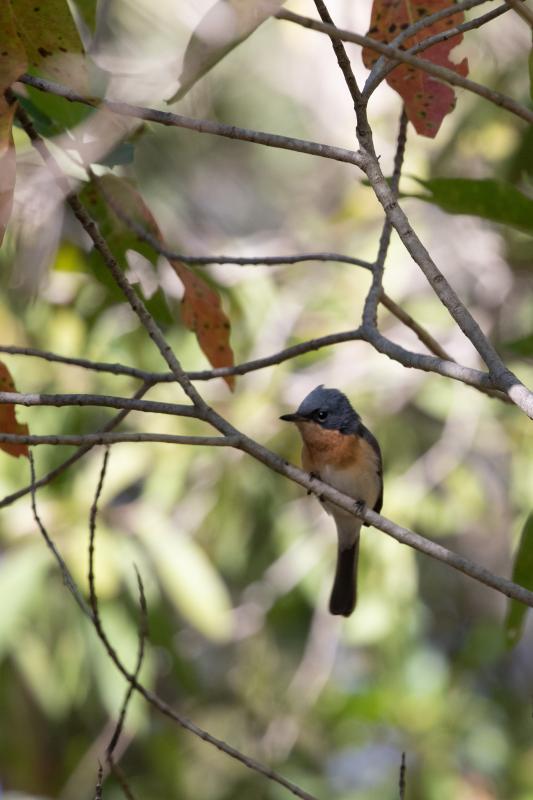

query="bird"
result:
[280,385,383,617]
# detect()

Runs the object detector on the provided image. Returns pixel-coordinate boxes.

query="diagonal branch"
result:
[17,90,533,607]
[276,9,533,124]
[366,2,512,94]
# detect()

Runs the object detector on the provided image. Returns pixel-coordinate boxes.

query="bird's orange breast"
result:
[297,421,372,471]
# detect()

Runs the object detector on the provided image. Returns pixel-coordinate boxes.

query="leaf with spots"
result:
[10,0,88,92]
[0,1,28,93]
[362,0,468,137]
[81,175,235,388]
[0,361,29,459]
[0,98,17,246]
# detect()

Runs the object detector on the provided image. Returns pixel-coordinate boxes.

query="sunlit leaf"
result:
[0,545,49,659]
[405,177,533,234]
[137,510,233,642]
[505,513,533,648]
[362,0,468,137]
[169,0,287,103]
[10,0,88,91]
[0,360,29,458]
[0,1,28,93]
[0,99,17,246]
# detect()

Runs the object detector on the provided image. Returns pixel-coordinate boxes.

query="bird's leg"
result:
[307,471,319,495]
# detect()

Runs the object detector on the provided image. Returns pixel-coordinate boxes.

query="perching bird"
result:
[280,386,383,617]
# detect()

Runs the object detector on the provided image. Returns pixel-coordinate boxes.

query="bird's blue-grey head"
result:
[280,385,360,433]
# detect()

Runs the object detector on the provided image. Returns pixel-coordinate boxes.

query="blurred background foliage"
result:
[1,0,533,798]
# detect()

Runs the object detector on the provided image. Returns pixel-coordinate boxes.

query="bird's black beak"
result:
[279,412,306,422]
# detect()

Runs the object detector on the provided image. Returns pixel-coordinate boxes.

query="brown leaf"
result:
[0,99,17,246]
[170,260,235,391]
[362,0,468,138]
[90,175,236,387]
[0,361,29,458]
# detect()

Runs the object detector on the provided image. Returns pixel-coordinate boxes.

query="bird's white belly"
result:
[320,463,379,507]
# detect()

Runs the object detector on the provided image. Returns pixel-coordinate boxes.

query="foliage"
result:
[0,0,532,799]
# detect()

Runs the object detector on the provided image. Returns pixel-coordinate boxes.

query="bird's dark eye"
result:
[316,410,328,422]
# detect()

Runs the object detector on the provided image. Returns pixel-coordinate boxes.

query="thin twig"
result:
[0,391,201,418]
[399,752,406,800]
[367,2,512,94]
[505,0,533,26]
[18,89,533,606]
[276,9,533,124]
[94,763,103,800]
[0,381,153,510]
[364,108,408,328]
[0,432,237,447]
[29,451,93,620]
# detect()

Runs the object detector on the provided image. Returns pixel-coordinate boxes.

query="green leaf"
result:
[137,508,233,642]
[168,0,287,103]
[0,1,28,93]
[405,177,533,235]
[73,0,98,34]
[10,0,88,91]
[503,333,533,358]
[505,513,533,648]
[0,99,17,246]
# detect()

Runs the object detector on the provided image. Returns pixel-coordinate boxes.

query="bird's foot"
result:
[354,499,365,516]
[307,471,319,495]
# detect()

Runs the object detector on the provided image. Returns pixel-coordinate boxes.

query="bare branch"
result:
[399,753,406,800]
[29,451,93,620]
[0,344,155,380]
[364,108,408,328]
[0,391,201,419]
[505,0,533,27]
[0,432,236,447]
[0,381,153,510]
[367,2,512,93]
[18,88,533,609]
[17,75,365,169]
[360,154,533,417]
[276,9,533,124]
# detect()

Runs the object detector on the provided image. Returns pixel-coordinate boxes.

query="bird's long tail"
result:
[329,537,359,617]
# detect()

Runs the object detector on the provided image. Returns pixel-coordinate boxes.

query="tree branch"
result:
[364,108,408,328]
[366,2,512,94]
[17,75,365,169]
[0,391,201,418]
[276,9,533,124]
[0,381,154,510]
[0,432,236,447]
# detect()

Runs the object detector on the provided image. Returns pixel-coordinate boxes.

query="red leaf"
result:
[0,361,29,458]
[0,98,17,246]
[363,0,468,137]
[170,260,235,391]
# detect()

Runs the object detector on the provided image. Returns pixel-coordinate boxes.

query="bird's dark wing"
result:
[359,423,383,516]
